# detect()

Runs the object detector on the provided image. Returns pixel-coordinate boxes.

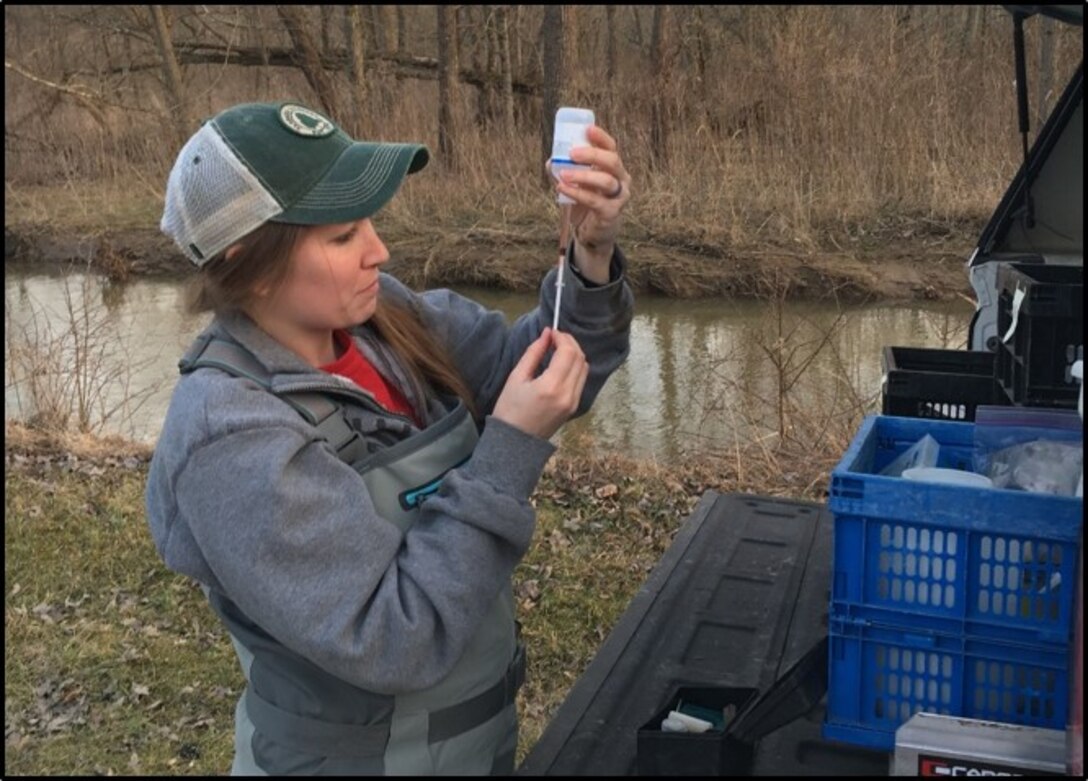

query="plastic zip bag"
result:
[973,406,1083,496]
[880,434,939,477]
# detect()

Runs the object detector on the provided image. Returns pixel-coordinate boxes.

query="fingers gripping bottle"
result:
[550,107,595,205]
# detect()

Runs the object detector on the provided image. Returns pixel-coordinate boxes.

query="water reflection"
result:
[466,290,973,460]
[5,271,972,459]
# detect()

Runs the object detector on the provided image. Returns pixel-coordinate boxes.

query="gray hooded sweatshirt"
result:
[145,251,633,695]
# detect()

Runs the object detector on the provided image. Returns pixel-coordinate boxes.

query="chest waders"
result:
[182,336,524,775]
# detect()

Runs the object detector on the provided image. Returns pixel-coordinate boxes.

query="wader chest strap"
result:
[181,336,369,465]
[243,643,525,754]
[286,391,370,465]
[428,641,526,743]
[245,685,390,759]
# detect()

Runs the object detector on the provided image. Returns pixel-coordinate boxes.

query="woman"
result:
[145,101,633,775]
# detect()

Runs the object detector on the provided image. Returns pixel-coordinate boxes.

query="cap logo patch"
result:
[278,105,335,137]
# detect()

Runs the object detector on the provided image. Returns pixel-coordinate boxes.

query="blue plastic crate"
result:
[828,415,1082,646]
[823,618,1069,751]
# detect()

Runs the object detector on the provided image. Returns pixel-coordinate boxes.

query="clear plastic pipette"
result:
[553,203,572,331]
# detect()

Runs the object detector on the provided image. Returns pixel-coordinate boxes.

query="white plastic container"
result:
[902,466,993,488]
[550,107,595,205]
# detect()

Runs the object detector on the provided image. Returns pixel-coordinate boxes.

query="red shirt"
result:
[320,330,420,426]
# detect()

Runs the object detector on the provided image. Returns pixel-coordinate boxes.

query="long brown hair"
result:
[186,221,479,420]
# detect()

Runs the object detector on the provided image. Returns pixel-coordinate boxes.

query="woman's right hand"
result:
[492,328,589,440]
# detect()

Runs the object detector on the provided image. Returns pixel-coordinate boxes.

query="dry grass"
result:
[5,7,1081,255]
[4,179,164,233]
[4,420,155,461]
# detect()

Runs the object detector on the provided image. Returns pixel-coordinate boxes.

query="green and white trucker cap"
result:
[161,101,430,266]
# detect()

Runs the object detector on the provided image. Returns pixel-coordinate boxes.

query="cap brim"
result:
[274,142,429,225]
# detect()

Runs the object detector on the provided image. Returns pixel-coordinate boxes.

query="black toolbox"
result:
[635,636,830,776]
[636,686,759,776]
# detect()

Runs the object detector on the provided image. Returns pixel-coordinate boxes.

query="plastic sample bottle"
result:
[550,107,595,204]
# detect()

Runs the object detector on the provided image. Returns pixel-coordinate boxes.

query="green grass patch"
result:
[5,463,239,775]
[514,457,697,758]
[6,435,821,774]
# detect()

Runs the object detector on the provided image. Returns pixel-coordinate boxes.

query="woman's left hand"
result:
[548,125,632,284]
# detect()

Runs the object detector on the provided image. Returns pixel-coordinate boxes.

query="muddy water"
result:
[4,269,973,460]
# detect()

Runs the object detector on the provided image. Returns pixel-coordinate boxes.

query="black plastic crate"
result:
[995,263,1082,408]
[881,346,1009,421]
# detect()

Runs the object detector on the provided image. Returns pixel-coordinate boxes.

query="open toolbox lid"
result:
[518,494,888,776]
[972,6,1082,262]
[964,7,1082,351]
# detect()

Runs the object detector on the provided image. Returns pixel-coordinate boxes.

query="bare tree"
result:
[473,6,492,124]
[320,6,335,54]
[691,6,710,111]
[511,5,523,80]
[454,6,467,75]
[437,5,457,169]
[277,6,342,120]
[345,6,368,136]
[376,6,396,54]
[395,6,406,81]
[563,6,578,97]
[540,5,571,175]
[8,1,1081,228]
[374,5,397,110]
[4,58,108,129]
[149,5,189,145]
[496,5,515,133]
[650,5,671,169]
[487,7,503,125]
[364,6,380,54]
[632,6,646,50]
[606,6,617,85]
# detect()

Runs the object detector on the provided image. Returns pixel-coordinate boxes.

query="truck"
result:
[518,6,1082,775]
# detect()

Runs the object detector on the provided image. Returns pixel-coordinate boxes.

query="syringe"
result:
[553,203,572,331]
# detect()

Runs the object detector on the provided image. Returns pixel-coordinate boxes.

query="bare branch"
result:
[149,5,190,142]
[276,6,342,119]
[78,43,542,96]
[4,58,108,129]
[185,6,237,49]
